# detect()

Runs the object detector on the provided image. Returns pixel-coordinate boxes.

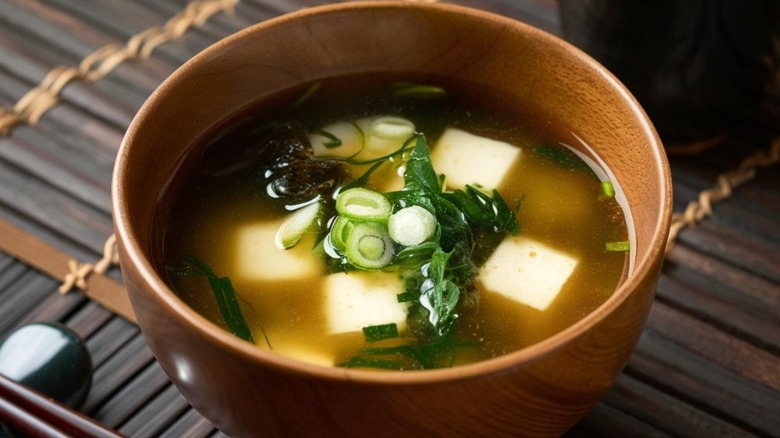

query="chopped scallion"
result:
[345,222,394,269]
[316,130,342,149]
[338,356,405,370]
[388,205,437,246]
[290,81,321,109]
[335,187,392,222]
[396,292,416,303]
[605,240,630,252]
[601,180,615,199]
[370,116,415,140]
[181,258,256,344]
[362,323,399,342]
[329,215,353,251]
[274,201,323,250]
[391,82,447,99]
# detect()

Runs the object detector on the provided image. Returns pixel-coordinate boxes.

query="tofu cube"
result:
[432,128,521,191]
[322,272,408,334]
[479,236,578,311]
[235,221,320,281]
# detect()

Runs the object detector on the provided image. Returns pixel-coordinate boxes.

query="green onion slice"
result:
[316,130,342,149]
[274,202,322,250]
[362,323,399,343]
[605,240,630,252]
[338,356,405,370]
[329,215,354,251]
[601,180,615,199]
[335,188,392,222]
[181,258,256,344]
[290,81,321,109]
[345,222,394,269]
[388,205,437,246]
[391,83,447,99]
[370,116,415,140]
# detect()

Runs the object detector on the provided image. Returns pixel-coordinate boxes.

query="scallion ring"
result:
[335,188,392,222]
[345,222,394,269]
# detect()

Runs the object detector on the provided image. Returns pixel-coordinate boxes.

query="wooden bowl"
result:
[112,2,672,436]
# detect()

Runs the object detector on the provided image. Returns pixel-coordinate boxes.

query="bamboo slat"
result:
[0,1,777,437]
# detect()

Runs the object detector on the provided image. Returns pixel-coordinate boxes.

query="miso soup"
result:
[155,74,630,370]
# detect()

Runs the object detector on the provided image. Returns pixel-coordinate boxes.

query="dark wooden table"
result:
[0,1,778,437]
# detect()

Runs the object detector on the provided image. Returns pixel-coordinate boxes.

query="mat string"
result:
[59,235,120,294]
[665,137,780,255]
[0,0,239,308]
[0,0,238,136]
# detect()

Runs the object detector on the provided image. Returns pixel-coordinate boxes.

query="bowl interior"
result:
[113,1,670,378]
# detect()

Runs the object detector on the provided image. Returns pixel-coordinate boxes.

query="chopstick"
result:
[0,374,125,438]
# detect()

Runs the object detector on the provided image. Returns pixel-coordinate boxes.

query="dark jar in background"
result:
[559,0,780,153]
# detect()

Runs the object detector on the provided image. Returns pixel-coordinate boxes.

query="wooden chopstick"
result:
[0,374,125,438]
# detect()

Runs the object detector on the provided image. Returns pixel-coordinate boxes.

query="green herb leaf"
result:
[442,185,520,235]
[390,241,439,270]
[419,248,460,335]
[404,135,442,194]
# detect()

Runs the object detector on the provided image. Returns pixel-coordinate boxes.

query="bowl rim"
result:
[112,0,672,385]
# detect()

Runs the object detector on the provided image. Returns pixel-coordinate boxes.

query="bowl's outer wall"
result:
[114,2,671,437]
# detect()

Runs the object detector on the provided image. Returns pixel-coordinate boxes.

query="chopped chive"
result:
[329,215,353,251]
[369,116,415,140]
[343,134,416,165]
[316,130,342,149]
[335,187,392,222]
[601,180,615,199]
[290,81,321,109]
[217,277,255,342]
[605,241,630,252]
[396,291,416,303]
[182,258,257,344]
[391,83,447,99]
[344,222,394,269]
[274,201,323,250]
[388,205,437,246]
[338,356,405,370]
[362,323,399,343]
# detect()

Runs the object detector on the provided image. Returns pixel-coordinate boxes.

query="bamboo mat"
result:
[0,0,779,437]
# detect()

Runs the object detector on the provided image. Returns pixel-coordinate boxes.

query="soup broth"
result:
[156,74,630,370]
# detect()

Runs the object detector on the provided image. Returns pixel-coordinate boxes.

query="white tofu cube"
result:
[235,221,320,281]
[432,128,521,191]
[479,236,578,311]
[322,272,408,334]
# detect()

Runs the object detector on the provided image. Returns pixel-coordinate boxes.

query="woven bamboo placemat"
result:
[0,0,778,436]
